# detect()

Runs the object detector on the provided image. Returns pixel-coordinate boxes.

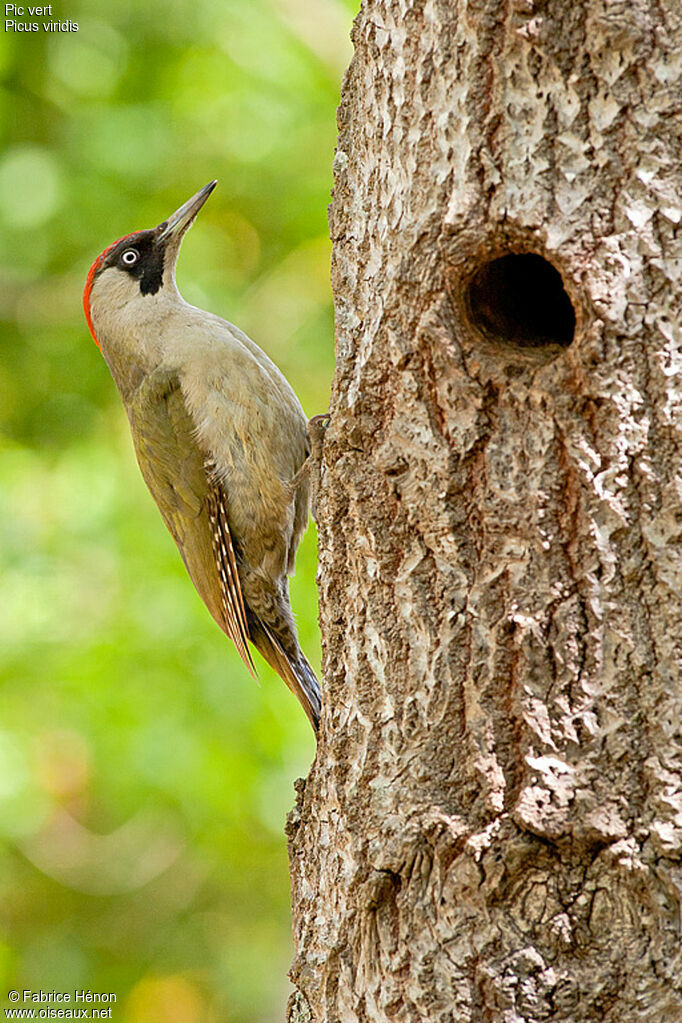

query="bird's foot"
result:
[307,413,330,456]
[290,413,330,519]
[308,413,329,520]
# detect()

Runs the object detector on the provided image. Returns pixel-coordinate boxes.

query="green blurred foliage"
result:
[0,0,351,1018]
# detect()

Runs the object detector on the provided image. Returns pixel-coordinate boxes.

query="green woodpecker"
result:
[83,181,321,732]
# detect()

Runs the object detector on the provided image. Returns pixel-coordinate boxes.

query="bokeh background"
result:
[0,0,351,1018]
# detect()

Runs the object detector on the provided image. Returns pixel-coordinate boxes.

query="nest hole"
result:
[466,253,576,349]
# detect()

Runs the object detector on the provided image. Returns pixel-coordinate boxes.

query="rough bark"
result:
[288,1,682,1020]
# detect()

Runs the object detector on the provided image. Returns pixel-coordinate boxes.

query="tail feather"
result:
[249,619,321,734]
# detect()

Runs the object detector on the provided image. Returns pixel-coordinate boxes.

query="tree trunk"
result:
[288,0,682,1019]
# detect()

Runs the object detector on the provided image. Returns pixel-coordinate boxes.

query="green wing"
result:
[126,367,254,673]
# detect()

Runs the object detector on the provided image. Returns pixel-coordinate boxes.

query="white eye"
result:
[121,248,139,266]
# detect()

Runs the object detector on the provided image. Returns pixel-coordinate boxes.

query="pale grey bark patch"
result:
[288,0,682,1019]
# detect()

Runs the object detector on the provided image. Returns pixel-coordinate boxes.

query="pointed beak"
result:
[157,180,217,241]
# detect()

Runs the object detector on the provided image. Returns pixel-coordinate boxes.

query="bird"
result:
[83,181,321,733]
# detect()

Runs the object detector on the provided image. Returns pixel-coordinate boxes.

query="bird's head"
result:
[83,180,217,350]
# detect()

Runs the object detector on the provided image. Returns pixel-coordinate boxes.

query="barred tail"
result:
[249,619,321,734]
[292,649,322,732]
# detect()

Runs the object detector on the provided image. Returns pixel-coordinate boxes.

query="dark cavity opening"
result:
[466,253,576,349]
